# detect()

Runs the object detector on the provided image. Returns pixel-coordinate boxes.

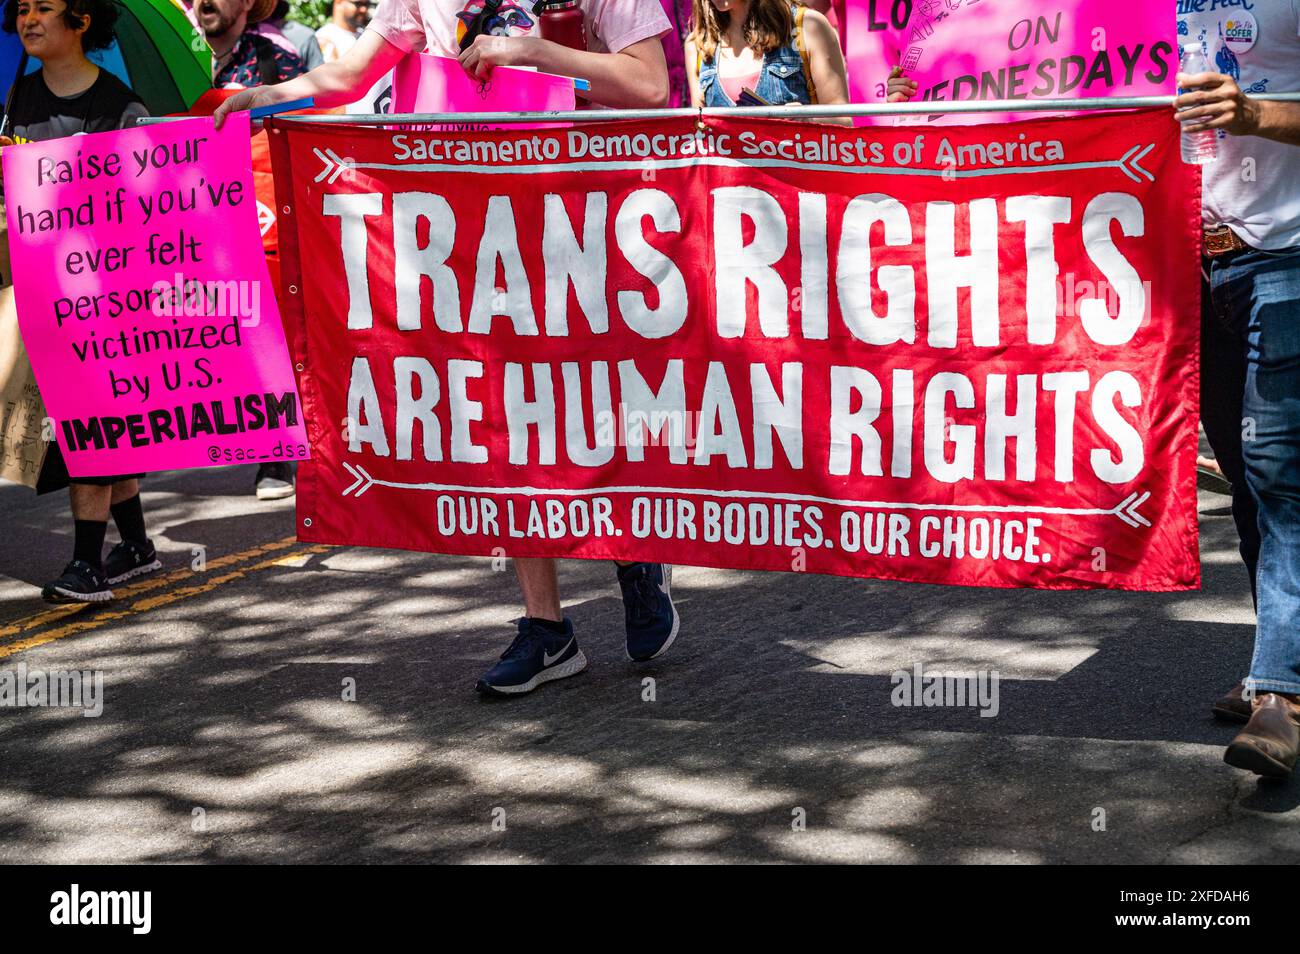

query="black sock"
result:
[110,494,148,546]
[529,616,567,635]
[73,519,108,569]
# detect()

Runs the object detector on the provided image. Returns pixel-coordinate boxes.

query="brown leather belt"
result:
[1203,225,1251,258]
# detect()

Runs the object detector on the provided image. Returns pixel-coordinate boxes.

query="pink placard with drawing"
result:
[392,52,576,127]
[844,0,1179,124]
[3,112,309,477]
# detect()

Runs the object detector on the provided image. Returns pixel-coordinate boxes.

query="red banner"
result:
[270,109,1201,590]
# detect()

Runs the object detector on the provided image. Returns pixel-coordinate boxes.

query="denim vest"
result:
[699,6,815,107]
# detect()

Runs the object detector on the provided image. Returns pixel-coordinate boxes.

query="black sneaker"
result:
[104,539,162,585]
[475,618,587,696]
[618,563,680,662]
[255,462,295,500]
[42,560,113,604]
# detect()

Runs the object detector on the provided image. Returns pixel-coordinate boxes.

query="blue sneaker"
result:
[618,563,680,662]
[476,618,587,696]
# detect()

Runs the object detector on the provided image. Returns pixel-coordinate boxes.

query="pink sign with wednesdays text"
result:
[3,112,309,478]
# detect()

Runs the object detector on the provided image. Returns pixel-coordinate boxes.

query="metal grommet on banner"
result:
[295,363,304,372]
[695,106,706,134]
[288,284,298,295]
[282,205,291,215]
[303,517,313,528]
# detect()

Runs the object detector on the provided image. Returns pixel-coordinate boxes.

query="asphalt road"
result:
[0,463,1293,864]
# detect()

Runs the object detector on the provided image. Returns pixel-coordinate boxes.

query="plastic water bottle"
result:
[1179,42,1218,164]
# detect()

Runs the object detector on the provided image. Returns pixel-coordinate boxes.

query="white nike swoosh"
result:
[543,638,574,666]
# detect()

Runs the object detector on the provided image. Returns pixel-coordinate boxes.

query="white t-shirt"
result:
[1177,0,1300,249]
[316,21,362,62]
[366,0,670,58]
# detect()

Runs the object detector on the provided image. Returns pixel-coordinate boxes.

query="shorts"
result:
[35,441,144,495]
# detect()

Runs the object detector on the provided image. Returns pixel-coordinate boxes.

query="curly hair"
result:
[3,0,120,53]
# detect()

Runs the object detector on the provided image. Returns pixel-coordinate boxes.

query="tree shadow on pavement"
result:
[0,490,1294,864]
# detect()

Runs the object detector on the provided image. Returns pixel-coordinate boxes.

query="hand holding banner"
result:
[3,112,309,477]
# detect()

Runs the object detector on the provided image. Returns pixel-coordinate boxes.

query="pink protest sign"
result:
[844,0,1179,124]
[3,112,309,477]
[391,52,576,127]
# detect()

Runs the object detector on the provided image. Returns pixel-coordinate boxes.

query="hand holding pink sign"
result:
[392,53,577,129]
[3,112,309,477]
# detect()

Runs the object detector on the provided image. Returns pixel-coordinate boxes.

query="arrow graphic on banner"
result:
[336,463,1153,528]
[313,147,356,184]
[1116,144,1156,183]
[341,461,375,497]
[1111,490,1152,528]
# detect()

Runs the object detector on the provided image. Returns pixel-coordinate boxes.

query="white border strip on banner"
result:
[136,92,1300,127]
[336,464,1156,529]
[308,144,1158,180]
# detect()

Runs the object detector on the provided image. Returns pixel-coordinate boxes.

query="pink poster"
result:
[3,112,309,477]
[844,0,1179,124]
[391,53,577,127]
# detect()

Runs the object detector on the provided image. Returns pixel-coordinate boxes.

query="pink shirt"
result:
[367,0,671,57]
[720,66,762,105]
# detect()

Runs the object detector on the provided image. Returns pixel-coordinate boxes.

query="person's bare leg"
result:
[109,479,139,506]
[69,484,112,522]
[513,557,562,621]
[477,557,585,695]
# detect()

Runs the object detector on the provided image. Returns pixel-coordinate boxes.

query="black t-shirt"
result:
[6,68,148,144]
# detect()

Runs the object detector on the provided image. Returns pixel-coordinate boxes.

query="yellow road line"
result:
[0,536,303,640]
[0,540,330,659]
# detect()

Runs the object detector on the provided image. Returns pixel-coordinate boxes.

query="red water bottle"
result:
[535,0,587,51]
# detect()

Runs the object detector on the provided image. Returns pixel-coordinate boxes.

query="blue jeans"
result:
[1201,246,1300,696]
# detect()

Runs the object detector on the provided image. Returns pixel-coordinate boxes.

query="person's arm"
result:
[459,34,670,109]
[684,36,703,108]
[803,9,848,106]
[213,29,406,128]
[1175,71,1300,146]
